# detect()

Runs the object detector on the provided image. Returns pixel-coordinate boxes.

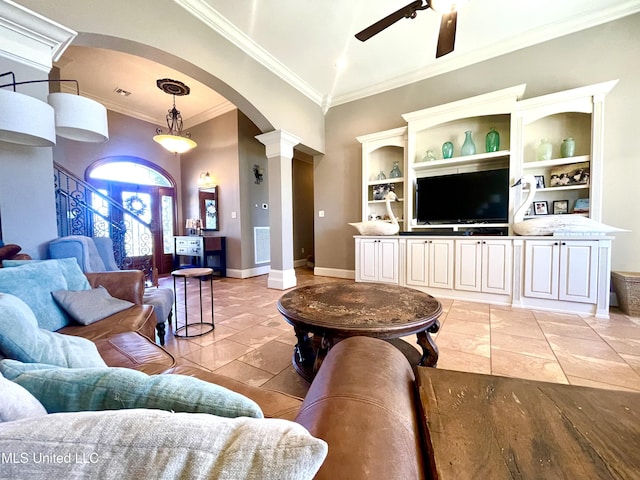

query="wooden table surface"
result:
[277,282,442,380]
[416,367,640,480]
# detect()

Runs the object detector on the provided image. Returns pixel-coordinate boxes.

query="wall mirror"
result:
[199,187,219,231]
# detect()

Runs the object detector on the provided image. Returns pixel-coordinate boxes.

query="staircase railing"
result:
[53,163,155,279]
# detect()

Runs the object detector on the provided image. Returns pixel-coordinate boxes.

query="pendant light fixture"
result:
[0,71,109,146]
[153,78,197,155]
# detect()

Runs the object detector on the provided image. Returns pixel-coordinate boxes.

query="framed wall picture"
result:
[199,187,219,231]
[549,161,590,187]
[534,175,545,189]
[553,200,569,214]
[533,200,548,215]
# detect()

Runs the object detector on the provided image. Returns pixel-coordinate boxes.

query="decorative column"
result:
[256,130,301,290]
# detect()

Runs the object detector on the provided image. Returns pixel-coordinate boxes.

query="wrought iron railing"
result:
[53,163,154,278]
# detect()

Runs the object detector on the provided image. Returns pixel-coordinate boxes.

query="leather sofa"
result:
[63,270,426,478]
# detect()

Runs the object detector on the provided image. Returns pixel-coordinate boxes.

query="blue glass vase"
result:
[461,131,476,156]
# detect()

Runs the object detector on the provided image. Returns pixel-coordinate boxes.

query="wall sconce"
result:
[198,171,217,189]
[0,71,109,146]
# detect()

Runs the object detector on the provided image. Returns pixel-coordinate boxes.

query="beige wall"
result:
[315,13,640,274]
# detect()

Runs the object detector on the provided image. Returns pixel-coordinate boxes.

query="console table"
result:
[173,236,226,277]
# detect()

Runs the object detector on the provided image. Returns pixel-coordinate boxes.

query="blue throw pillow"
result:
[0,360,263,419]
[0,293,106,368]
[2,258,91,291]
[0,261,71,331]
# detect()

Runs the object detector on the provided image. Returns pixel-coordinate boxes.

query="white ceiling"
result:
[55,0,640,128]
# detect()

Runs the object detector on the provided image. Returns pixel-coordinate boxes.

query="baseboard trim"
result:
[226,265,271,279]
[293,259,307,268]
[313,267,355,280]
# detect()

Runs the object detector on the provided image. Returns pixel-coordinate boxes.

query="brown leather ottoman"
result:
[165,365,303,420]
[94,332,176,374]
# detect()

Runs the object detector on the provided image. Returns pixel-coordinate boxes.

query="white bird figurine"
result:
[349,190,400,235]
[512,175,627,236]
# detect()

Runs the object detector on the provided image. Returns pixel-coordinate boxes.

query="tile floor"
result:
[158,268,640,398]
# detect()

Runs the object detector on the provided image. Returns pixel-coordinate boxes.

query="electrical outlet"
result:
[319,210,325,217]
[231,211,237,219]
[302,247,305,254]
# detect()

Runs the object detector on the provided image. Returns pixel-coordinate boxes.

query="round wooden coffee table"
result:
[277,282,442,381]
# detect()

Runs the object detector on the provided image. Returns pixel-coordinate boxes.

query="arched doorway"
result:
[86,157,177,275]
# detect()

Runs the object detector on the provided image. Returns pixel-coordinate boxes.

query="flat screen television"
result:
[416,168,509,224]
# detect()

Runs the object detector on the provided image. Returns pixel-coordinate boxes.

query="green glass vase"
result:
[442,141,453,159]
[485,127,500,153]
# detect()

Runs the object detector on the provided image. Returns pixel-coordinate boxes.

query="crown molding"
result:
[0,0,76,72]
[173,0,324,106]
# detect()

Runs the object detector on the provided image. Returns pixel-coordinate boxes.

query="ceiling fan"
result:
[355,0,467,58]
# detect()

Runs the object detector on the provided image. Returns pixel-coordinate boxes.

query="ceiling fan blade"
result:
[355,0,428,42]
[436,10,457,58]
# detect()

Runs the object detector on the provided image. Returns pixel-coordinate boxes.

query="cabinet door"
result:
[524,240,560,299]
[358,239,379,283]
[378,239,399,284]
[406,239,428,287]
[559,241,598,304]
[481,240,512,295]
[429,239,454,289]
[455,240,482,292]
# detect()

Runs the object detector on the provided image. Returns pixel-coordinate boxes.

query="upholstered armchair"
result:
[48,236,173,345]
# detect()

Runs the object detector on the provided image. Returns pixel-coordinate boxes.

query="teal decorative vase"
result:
[561,137,575,157]
[376,170,386,180]
[442,141,453,159]
[389,161,402,178]
[537,138,552,161]
[461,131,476,156]
[485,127,500,153]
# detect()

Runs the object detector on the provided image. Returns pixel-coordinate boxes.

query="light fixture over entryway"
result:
[152,78,197,155]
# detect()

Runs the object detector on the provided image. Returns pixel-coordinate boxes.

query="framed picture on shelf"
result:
[573,198,590,214]
[534,175,545,189]
[372,183,394,200]
[549,161,590,187]
[553,200,569,214]
[533,201,549,215]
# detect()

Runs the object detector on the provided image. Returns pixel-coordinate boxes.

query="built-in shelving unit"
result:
[354,81,619,318]
[356,127,407,229]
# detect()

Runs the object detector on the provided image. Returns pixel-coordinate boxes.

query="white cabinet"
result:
[355,237,399,284]
[405,238,454,289]
[455,239,512,295]
[523,240,598,304]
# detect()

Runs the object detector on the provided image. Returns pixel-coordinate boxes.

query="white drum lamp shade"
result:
[48,92,109,143]
[0,89,56,147]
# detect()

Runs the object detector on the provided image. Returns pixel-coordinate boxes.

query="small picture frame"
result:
[534,175,545,189]
[533,200,549,215]
[553,200,569,215]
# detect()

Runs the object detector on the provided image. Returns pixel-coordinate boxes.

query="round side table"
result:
[171,267,215,338]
